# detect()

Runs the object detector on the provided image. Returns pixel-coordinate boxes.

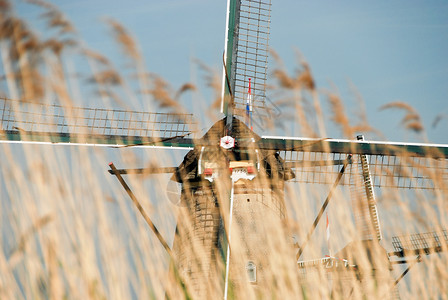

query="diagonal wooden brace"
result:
[108,162,172,254]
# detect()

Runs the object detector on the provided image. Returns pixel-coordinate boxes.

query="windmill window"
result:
[246,261,257,283]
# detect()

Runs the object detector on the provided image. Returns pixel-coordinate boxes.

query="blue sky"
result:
[16,0,448,143]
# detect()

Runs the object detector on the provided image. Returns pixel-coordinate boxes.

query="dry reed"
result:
[379,101,424,133]
[0,1,446,299]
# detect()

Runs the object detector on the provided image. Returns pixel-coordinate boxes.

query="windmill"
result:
[1,0,447,299]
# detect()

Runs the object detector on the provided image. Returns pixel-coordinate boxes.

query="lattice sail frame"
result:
[222,0,271,118]
[233,0,271,114]
[391,229,448,256]
[0,98,196,146]
[279,150,448,190]
[279,148,447,246]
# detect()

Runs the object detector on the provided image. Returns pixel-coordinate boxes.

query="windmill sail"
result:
[257,135,448,190]
[390,229,448,257]
[0,97,196,148]
[222,0,271,122]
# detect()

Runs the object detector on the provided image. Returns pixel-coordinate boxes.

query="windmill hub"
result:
[220,135,235,149]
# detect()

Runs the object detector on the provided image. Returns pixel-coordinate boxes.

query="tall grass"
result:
[0,1,447,299]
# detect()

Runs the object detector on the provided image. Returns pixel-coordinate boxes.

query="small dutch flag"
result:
[246,78,253,130]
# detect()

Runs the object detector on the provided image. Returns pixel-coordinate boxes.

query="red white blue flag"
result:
[246,78,253,130]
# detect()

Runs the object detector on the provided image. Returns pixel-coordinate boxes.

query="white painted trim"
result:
[0,140,192,150]
[224,179,235,300]
[221,0,231,114]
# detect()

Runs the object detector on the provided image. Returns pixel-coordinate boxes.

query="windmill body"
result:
[169,117,296,297]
